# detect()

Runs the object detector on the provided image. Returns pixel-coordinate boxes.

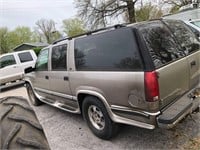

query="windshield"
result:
[191,20,200,28]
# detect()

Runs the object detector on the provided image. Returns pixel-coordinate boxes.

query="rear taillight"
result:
[144,71,160,102]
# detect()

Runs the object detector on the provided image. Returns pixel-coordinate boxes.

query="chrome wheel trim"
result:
[88,105,105,130]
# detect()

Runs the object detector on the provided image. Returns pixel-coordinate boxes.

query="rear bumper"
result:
[157,86,200,129]
[110,86,199,130]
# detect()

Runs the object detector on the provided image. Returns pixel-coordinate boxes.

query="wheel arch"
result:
[76,90,114,120]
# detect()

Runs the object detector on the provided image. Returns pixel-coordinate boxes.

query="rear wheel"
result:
[82,96,119,140]
[26,83,42,106]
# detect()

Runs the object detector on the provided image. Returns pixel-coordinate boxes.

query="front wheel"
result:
[26,83,42,106]
[82,96,119,140]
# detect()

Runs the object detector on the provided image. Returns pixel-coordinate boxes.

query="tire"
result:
[82,96,119,140]
[26,83,42,106]
[0,96,49,149]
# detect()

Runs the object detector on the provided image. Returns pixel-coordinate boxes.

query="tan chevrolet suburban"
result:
[24,19,200,140]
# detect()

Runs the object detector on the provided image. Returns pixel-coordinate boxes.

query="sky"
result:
[0,0,76,31]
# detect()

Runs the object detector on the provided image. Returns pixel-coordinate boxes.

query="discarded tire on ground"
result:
[0,96,49,149]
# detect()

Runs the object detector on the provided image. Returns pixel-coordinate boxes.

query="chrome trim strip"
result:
[35,87,76,101]
[111,105,160,116]
[77,90,155,129]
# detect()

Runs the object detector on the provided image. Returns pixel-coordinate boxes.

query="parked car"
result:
[0,50,37,85]
[184,19,200,38]
[24,19,200,140]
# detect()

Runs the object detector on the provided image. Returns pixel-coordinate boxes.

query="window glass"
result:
[35,49,49,71]
[51,44,67,71]
[18,52,33,63]
[0,55,16,68]
[138,21,185,68]
[164,20,200,55]
[74,28,143,71]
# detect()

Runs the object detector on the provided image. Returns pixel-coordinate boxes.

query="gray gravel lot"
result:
[0,86,200,150]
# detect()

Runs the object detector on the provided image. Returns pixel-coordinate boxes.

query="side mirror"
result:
[24,67,35,74]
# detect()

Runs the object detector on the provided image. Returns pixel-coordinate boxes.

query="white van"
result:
[0,50,37,85]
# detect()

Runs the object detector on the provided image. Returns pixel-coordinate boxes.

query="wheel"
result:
[0,96,49,149]
[82,96,119,140]
[26,83,42,106]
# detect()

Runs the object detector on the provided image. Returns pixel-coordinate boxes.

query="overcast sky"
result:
[0,0,76,31]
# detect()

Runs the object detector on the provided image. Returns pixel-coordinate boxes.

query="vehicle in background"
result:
[0,50,37,86]
[163,5,200,38]
[184,19,200,37]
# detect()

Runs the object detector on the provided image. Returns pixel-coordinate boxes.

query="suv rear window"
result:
[18,51,33,63]
[138,21,185,68]
[74,28,143,71]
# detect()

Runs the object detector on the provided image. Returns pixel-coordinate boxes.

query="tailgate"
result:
[157,58,189,108]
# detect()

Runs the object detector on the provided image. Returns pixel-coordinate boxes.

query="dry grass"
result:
[184,138,200,150]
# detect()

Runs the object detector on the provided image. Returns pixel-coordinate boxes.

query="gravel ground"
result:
[0,86,200,150]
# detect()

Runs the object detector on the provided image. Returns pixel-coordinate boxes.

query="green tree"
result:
[7,26,33,50]
[63,18,86,37]
[135,3,163,22]
[0,27,9,54]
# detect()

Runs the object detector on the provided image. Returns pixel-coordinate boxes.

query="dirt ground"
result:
[1,85,200,150]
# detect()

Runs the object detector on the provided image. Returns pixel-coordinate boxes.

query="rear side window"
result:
[35,49,49,71]
[74,28,143,71]
[18,52,33,63]
[138,21,184,68]
[51,44,67,71]
[0,55,16,68]
[164,20,200,55]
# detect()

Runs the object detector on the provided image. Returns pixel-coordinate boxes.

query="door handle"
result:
[45,76,49,80]
[190,61,196,67]
[64,76,69,81]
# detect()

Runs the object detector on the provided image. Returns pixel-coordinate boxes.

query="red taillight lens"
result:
[144,71,160,102]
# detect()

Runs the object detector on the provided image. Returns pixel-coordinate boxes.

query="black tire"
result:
[82,96,119,140]
[0,96,50,149]
[26,83,42,106]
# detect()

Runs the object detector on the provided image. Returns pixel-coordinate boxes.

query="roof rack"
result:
[52,23,127,44]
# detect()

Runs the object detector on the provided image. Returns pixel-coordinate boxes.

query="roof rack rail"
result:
[52,23,127,44]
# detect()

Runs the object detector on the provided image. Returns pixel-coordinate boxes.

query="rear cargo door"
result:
[137,20,189,108]
[164,20,200,89]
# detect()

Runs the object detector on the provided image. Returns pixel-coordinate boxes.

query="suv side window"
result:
[35,49,49,71]
[18,51,33,63]
[51,44,67,71]
[164,20,200,55]
[138,21,184,68]
[0,55,16,68]
[74,28,143,71]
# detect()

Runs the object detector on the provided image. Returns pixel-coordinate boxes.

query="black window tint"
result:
[51,44,67,71]
[18,52,33,63]
[0,55,16,68]
[75,28,142,71]
[35,49,49,71]
[164,20,200,55]
[138,21,184,68]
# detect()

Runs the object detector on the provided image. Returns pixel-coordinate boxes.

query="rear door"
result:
[164,20,200,89]
[48,43,73,101]
[137,20,189,108]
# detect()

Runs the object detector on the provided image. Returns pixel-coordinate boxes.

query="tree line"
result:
[0,0,195,54]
